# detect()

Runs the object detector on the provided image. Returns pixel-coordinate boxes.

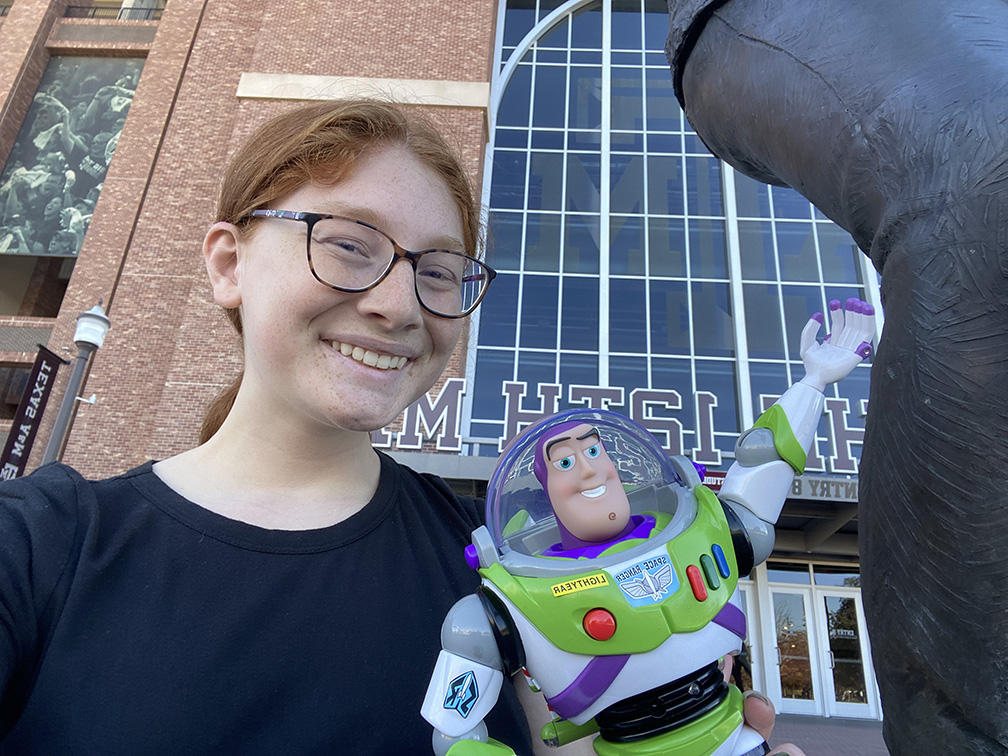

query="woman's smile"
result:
[328,339,409,370]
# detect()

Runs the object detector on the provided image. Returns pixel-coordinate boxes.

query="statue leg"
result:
[669,1,1008,753]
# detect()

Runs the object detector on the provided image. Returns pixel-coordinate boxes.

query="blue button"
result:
[712,544,730,578]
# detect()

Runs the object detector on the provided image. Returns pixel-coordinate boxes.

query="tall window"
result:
[469,0,876,476]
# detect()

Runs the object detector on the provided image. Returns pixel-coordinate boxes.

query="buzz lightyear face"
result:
[540,423,631,544]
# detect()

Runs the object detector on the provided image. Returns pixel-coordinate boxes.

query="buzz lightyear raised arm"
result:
[717,298,875,567]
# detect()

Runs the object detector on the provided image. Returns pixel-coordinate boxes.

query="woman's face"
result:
[223,143,467,435]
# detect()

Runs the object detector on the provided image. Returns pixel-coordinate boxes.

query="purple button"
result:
[464,544,480,571]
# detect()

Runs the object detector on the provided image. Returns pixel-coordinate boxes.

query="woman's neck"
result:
[153,406,382,530]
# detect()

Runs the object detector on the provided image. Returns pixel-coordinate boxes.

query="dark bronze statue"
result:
[664,1,1008,753]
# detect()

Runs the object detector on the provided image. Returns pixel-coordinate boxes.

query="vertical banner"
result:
[1,346,65,480]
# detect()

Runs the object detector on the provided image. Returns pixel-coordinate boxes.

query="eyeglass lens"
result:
[309,218,489,316]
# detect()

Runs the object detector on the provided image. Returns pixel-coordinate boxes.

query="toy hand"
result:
[798,298,875,392]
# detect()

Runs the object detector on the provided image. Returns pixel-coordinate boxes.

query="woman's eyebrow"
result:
[327,203,465,251]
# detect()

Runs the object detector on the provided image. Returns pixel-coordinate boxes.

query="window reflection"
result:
[692,282,734,357]
[518,349,558,389]
[528,152,564,210]
[817,224,862,283]
[610,215,645,275]
[473,349,515,418]
[649,279,690,355]
[564,214,600,273]
[499,65,532,127]
[611,69,643,130]
[610,278,648,353]
[490,151,527,209]
[611,154,644,214]
[743,284,786,358]
[569,67,602,129]
[686,156,723,216]
[739,220,777,280]
[773,592,815,700]
[777,222,819,282]
[645,69,680,132]
[525,212,561,271]
[735,172,771,218]
[610,354,648,398]
[611,2,642,49]
[782,285,826,354]
[519,275,560,348]
[748,361,791,415]
[651,358,691,402]
[695,360,739,433]
[648,216,687,278]
[566,152,601,213]
[488,211,523,271]
[570,1,602,48]
[689,219,728,278]
[532,65,567,127]
[647,155,684,215]
[478,273,519,347]
[560,352,598,388]
[771,185,813,219]
[561,276,600,351]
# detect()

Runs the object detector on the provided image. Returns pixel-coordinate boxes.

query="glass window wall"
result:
[472,0,875,471]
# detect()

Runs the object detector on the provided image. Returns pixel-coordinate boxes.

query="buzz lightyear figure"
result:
[422,300,875,755]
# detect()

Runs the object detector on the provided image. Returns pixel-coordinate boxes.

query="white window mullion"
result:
[723,166,754,428]
[598,0,612,385]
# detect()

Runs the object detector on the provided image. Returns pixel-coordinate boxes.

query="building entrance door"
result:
[769,587,823,715]
[814,589,879,718]
[767,582,879,718]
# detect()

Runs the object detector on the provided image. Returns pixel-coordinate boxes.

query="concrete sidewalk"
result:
[769,714,888,756]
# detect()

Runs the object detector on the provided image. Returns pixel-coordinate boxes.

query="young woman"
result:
[0,100,802,755]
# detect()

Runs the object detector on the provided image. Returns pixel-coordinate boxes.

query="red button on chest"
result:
[686,565,708,601]
[583,608,617,640]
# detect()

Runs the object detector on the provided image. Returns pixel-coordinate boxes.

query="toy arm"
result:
[718,299,875,565]
[421,594,514,756]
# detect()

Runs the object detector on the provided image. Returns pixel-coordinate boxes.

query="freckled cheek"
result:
[429,321,464,363]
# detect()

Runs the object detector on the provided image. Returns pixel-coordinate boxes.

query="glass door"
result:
[815,589,879,718]
[769,587,823,715]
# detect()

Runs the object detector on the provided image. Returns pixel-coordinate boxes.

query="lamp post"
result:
[41,303,111,465]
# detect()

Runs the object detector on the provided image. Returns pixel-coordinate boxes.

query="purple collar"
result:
[542,515,656,558]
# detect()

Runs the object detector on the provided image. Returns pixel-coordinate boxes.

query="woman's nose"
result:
[358,257,423,326]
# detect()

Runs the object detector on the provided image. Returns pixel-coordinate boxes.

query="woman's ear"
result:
[204,222,243,308]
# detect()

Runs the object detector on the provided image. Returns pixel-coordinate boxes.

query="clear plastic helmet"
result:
[485,409,698,559]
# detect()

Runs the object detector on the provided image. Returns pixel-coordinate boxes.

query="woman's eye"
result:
[417,261,462,289]
[316,235,372,258]
[552,455,576,471]
[584,444,600,459]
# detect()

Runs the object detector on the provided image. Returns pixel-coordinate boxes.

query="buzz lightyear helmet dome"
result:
[485,408,684,552]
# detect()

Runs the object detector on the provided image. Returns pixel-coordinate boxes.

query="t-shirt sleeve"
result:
[0,464,82,735]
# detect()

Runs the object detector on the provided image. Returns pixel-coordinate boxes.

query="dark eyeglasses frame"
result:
[247,209,497,319]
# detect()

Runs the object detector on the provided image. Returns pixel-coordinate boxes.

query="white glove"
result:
[799,298,876,392]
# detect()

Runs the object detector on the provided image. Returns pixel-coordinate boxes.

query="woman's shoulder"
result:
[0,461,154,534]
[378,451,484,529]
[1,462,88,520]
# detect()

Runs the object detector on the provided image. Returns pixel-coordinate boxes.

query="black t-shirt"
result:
[0,454,533,754]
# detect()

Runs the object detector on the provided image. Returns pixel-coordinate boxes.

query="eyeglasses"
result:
[248,210,497,319]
